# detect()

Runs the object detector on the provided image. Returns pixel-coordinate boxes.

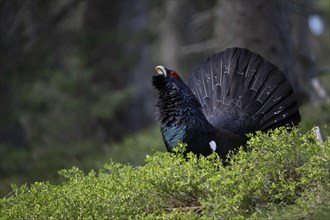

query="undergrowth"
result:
[0,127,329,219]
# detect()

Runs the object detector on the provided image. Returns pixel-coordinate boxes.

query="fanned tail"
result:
[187,48,301,135]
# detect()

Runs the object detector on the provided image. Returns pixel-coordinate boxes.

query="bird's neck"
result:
[156,91,213,131]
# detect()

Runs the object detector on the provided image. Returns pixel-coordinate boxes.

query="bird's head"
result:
[152,65,186,93]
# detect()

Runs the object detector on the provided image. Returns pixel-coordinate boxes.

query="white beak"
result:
[155,65,166,76]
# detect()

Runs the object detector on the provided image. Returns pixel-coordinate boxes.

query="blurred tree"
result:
[0,0,156,149]
[292,0,330,103]
[178,0,302,97]
[82,0,154,140]
[158,0,181,67]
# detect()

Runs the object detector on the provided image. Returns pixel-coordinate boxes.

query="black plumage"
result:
[152,48,301,159]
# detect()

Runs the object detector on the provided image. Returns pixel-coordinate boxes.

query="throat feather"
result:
[156,93,213,131]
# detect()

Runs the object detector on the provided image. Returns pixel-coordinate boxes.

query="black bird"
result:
[152,48,301,159]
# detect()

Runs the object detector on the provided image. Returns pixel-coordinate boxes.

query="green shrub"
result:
[0,126,163,197]
[0,127,329,219]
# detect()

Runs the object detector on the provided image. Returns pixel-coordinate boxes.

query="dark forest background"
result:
[0,0,329,197]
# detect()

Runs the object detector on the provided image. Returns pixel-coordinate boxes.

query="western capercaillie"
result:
[152,48,301,159]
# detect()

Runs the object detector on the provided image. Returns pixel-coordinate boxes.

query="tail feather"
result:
[187,48,301,134]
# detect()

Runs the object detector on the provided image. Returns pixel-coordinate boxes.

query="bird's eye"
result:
[170,71,180,80]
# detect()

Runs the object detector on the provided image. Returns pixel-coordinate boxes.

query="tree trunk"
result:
[158,0,182,68]
[214,0,301,96]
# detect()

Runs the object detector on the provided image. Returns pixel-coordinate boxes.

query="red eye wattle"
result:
[170,71,180,80]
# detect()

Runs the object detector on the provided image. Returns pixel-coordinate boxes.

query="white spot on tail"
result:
[209,140,217,152]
